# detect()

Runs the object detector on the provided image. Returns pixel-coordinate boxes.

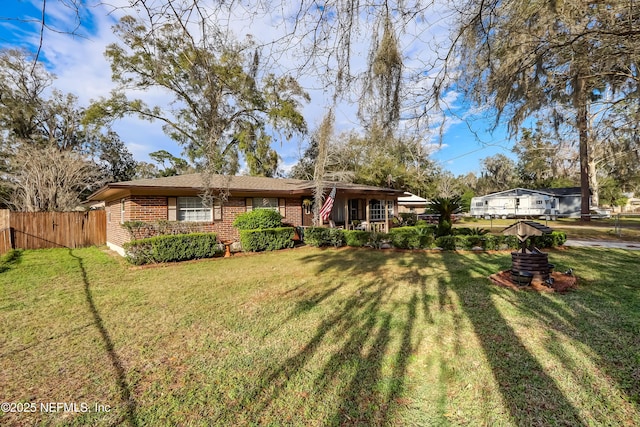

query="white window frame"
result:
[369,199,393,221]
[252,197,279,210]
[177,197,212,222]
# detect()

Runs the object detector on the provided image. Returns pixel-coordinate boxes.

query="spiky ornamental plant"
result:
[427,196,463,237]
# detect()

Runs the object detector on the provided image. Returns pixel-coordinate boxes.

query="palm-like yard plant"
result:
[426,196,463,236]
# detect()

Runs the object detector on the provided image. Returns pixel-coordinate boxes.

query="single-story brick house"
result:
[87,173,404,255]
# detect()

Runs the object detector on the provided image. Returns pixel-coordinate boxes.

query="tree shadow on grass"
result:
[498,248,640,408]
[230,248,423,425]
[0,248,22,273]
[438,253,586,425]
[228,247,638,424]
[68,249,138,426]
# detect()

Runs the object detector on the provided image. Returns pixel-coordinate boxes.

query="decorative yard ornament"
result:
[502,220,554,283]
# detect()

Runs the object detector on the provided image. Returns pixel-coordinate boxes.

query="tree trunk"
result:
[588,158,599,208]
[575,75,591,221]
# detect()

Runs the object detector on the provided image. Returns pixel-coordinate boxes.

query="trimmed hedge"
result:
[122,220,211,240]
[530,231,567,248]
[239,227,295,252]
[233,209,283,230]
[343,230,370,247]
[304,227,345,247]
[124,233,220,265]
[388,226,435,249]
[431,231,566,251]
[435,236,457,250]
[302,227,566,252]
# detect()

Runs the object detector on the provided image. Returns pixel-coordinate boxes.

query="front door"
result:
[302,198,314,226]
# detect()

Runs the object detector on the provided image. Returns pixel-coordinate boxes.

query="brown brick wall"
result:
[212,197,244,241]
[129,196,168,222]
[105,198,131,250]
[105,195,304,252]
[283,198,303,227]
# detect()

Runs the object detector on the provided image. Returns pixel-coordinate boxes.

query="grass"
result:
[458,216,640,241]
[1,245,639,426]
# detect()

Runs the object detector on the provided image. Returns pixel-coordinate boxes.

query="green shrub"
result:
[435,235,457,250]
[328,228,346,247]
[470,227,490,236]
[122,220,206,240]
[396,212,418,226]
[454,227,472,236]
[124,233,220,265]
[417,224,437,235]
[503,235,520,250]
[454,226,489,236]
[344,230,371,247]
[462,235,483,248]
[388,226,434,249]
[530,231,567,248]
[303,227,327,247]
[301,226,566,252]
[437,219,452,237]
[233,209,283,230]
[304,227,345,247]
[368,232,390,249]
[239,227,295,252]
[481,235,500,250]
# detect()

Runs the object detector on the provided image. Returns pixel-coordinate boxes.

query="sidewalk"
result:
[564,239,640,250]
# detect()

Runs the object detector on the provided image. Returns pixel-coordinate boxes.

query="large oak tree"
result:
[438,0,640,218]
[0,49,136,210]
[90,14,309,180]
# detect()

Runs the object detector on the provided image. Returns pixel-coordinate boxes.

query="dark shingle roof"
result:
[502,220,554,239]
[538,187,584,196]
[88,173,404,201]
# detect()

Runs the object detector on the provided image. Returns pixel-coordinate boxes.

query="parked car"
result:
[590,208,612,219]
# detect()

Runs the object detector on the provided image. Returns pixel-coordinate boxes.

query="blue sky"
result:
[0,0,516,177]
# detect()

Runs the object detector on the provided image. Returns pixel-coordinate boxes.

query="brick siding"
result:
[105,195,304,254]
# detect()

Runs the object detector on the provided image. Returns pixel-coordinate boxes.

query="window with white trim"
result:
[252,197,278,210]
[177,197,212,221]
[369,199,394,221]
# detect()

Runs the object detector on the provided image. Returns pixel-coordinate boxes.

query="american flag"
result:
[319,186,336,221]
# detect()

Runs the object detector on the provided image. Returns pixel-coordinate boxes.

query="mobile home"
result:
[470,188,560,219]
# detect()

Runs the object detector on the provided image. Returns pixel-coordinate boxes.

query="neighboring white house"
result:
[619,192,640,213]
[470,188,560,219]
[397,192,428,214]
[470,187,611,219]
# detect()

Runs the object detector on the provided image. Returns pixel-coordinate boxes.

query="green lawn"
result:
[457,216,640,241]
[1,246,639,426]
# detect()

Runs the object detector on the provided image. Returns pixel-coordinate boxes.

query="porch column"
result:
[344,198,349,229]
[365,198,370,231]
[384,197,389,233]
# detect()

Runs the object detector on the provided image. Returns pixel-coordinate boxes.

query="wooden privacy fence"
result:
[0,210,106,255]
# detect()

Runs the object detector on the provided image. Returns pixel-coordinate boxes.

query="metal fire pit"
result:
[503,221,554,282]
[511,270,534,287]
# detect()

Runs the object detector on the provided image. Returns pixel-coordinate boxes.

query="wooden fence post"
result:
[0,209,12,255]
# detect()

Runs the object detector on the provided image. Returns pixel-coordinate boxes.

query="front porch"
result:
[329,197,395,233]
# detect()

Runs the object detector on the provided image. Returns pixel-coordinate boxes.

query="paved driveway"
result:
[564,239,640,250]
